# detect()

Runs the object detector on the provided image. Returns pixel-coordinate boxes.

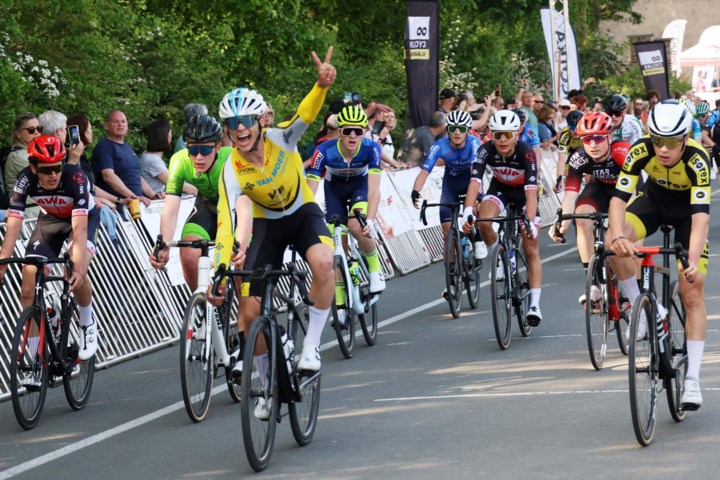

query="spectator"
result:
[694,72,706,93]
[711,72,719,92]
[5,113,42,196]
[537,104,558,150]
[632,98,645,118]
[532,93,544,115]
[505,96,520,110]
[173,103,208,153]
[397,111,446,167]
[260,104,275,128]
[140,118,177,196]
[517,80,539,131]
[573,94,589,112]
[438,88,456,114]
[556,98,572,130]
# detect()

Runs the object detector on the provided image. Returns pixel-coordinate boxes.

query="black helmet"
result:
[567,110,584,129]
[603,94,627,113]
[511,108,526,124]
[183,115,222,143]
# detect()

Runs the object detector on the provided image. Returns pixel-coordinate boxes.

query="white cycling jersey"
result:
[612,114,644,146]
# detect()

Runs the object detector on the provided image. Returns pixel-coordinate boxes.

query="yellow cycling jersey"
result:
[614,136,711,214]
[214,83,328,268]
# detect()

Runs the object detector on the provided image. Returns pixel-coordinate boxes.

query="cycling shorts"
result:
[26,207,100,259]
[181,195,217,241]
[575,179,615,212]
[323,175,368,222]
[439,171,471,224]
[482,179,527,212]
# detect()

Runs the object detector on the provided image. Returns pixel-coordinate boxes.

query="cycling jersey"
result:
[565,141,630,192]
[421,136,481,176]
[611,115,643,145]
[9,164,95,219]
[470,141,538,191]
[519,124,540,149]
[690,118,702,141]
[165,147,232,202]
[306,137,382,182]
[557,127,583,156]
[614,137,710,214]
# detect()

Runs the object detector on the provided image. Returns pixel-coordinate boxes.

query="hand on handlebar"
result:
[460,207,474,235]
[411,189,421,208]
[207,283,226,307]
[609,236,636,258]
[363,221,376,239]
[149,247,169,269]
[548,221,567,243]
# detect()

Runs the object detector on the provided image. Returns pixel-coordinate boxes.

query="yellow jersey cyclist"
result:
[554,110,584,192]
[306,104,386,296]
[607,100,710,410]
[213,48,337,401]
[0,135,99,364]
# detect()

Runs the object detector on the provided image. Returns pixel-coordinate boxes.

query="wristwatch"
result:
[115,196,122,205]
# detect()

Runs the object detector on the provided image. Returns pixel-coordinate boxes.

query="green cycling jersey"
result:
[166,146,232,202]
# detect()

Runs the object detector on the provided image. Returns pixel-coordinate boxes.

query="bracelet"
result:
[115,196,122,204]
[610,236,627,245]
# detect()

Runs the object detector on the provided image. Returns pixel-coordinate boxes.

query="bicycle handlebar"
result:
[419,198,466,227]
[551,208,608,244]
[211,263,314,307]
[604,242,690,270]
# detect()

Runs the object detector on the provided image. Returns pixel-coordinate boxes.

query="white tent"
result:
[680,25,720,67]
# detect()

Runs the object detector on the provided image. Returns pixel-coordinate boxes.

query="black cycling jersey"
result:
[470,141,538,192]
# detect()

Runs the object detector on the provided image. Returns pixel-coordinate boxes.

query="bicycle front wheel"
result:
[61,300,95,410]
[180,293,214,423]
[358,288,378,346]
[585,253,608,371]
[628,294,658,446]
[10,307,49,430]
[514,248,532,337]
[490,244,512,350]
[331,255,355,359]
[464,244,481,309]
[219,282,242,404]
[444,229,463,318]
[241,316,278,472]
[666,280,687,423]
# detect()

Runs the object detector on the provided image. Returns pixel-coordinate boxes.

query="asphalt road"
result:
[2,196,720,479]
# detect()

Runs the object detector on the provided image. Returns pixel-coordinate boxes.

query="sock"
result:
[619,278,641,305]
[304,306,329,348]
[487,241,498,254]
[686,340,705,381]
[529,288,541,309]
[362,249,381,273]
[254,353,269,389]
[78,303,93,327]
[28,336,39,358]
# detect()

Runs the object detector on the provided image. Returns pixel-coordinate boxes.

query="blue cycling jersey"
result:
[519,124,540,148]
[691,118,702,140]
[421,136,481,176]
[307,137,382,181]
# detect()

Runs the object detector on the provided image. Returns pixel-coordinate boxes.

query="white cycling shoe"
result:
[297,346,321,372]
[369,271,386,293]
[79,321,98,361]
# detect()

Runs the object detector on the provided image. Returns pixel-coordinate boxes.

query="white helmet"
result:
[445,109,473,129]
[647,100,692,137]
[488,110,521,131]
[218,87,266,119]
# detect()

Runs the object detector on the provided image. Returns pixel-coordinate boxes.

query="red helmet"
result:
[576,112,613,136]
[28,135,66,164]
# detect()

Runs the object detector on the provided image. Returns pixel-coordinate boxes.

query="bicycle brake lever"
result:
[153,234,166,261]
[420,200,428,226]
[553,208,566,244]
[352,208,367,229]
[673,242,690,270]
[211,264,227,297]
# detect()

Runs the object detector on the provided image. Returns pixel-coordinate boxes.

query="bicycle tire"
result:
[61,299,96,410]
[180,293,214,423]
[628,294,658,446]
[241,316,278,472]
[514,247,532,337]
[220,281,242,403]
[666,280,687,423]
[444,228,463,318]
[10,306,49,430]
[288,303,321,446]
[464,254,481,311]
[331,255,355,359]
[609,263,630,356]
[359,290,378,346]
[490,244,512,350]
[585,253,608,370]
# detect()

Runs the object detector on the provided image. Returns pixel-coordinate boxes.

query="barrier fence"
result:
[0,152,562,400]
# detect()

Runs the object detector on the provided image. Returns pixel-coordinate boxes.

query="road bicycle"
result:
[328,209,379,359]
[212,261,320,472]
[1,254,94,430]
[153,235,241,423]
[475,201,532,350]
[552,208,629,370]
[420,197,482,318]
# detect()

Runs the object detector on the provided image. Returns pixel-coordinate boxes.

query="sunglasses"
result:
[650,135,685,149]
[341,126,364,137]
[581,134,607,145]
[448,125,469,134]
[225,115,257,130]
[608,111,624,117]
[23,126,43,134]
[533,100,544,104]
[187,144,215,157]
[36,164,64,175]
[492,131,515,140]
[559,106,571,110]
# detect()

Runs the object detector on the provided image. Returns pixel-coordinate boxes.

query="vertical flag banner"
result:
[405,0,439,128]
[634,41,670,100]
[661,19,687,77]
[540,5,581,101]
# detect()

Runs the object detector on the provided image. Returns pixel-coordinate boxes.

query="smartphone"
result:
[344,92,352,103]
[68,125,81,146]
[352,92,360,104]
[494,84,501,97]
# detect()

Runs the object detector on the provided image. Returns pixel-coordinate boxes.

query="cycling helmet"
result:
[27,135,65,164]
[488,110,521,131]
[602,94,627,113]
[696,101,710,116]
[337,105,368,127]
[183,115,223,143]
[647,100,693,137]
[576,112,613,136]
[511,108,527,124]
[218,87,266,120]
[445,109,473,129]
[566,110,584,129]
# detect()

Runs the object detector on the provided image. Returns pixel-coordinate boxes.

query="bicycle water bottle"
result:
[349,260,363,313]
[46,295,61,340]
[349,260,361,286]
[278,325,294,374]
[461,236,470,261]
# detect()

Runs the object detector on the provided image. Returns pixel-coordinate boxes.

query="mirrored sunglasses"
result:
[650,135,684,150]
[341,126,364,137]
[187,144,215,157]
[448,125,469,134]
[23,126,43,134]
[225,115,257,130]
[492,131,515,140]
[608,111,624,117]
[36,164,64,175]
[581,134,607,145]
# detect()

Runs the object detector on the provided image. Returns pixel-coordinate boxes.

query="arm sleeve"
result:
[522,146,538,192]
[214,159,244,269]
[421,141,443,173]
[8,169,31,218]
[70,170,91,217]
[306,144,326,180]
[564,152,585,193]
[613,141,648,202]
[369,142,383,174]
[273,83,329,149]
[686,151,711,214]
[470,145,489,184]
[165,150,188,196]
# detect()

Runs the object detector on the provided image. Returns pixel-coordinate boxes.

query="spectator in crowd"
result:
[556,98,572,130]
[140,118,183,196]
[532,93,545,116]
[490,95,504,113]
[633,98,645,118]
[303,113,341,169]
[438,88,456,114]
[505,96,520,110]
[173,103,208,153]
[710,71,719,92]
[366,106,408,169]
[518,81,539,131]
[694,72,706,93]
[397,111,446,167]
[537,104,559,150]
[573,94,589,112]
[5,113,42,195]
[260,103,275,128]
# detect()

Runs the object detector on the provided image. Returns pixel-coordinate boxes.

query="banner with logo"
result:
[540,6,581,101]
[634,41,670,100]
[405,0,439,128]
[661,19,687,77]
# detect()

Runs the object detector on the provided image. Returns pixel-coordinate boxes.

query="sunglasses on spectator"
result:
[187,145,215,157]
[559,106,571,110]
[581,134,607,145]
[492,131,515,140]
[23,126,43,134]
[650,135,684,150]
[608,111,624,117]
[533,100,544,104]
[341,126,364,137]
[35,164,64,175]
[225,115,258,130]
[447,126,469,134]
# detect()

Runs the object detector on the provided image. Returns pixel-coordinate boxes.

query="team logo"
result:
[244,182,254,191]
[529,176,536,182]
[696,191,706,200]
[73,172,84,184]
[78,199,86,206]
[620,177,631,186]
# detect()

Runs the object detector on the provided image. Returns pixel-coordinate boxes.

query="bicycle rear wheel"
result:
[514,248,532,337]
[444,229,463,318]
[359,290,378,346]
[331,255,355,359]
[241,316,278,472]
[10,307,49,430]
[628,294,658,446]
[585,253,608,371]
[666,280,687,422]
[609,264,630,356]
[62,300,95,410]
[180,293,214,423]
[464,241,481,309]
[490,244,512,350]
[220,282,242,403]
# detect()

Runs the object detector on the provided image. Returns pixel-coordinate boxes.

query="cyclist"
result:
[603,94,643,146]
[462,110,543,326]
[607,100,710,410]
[0,135,100,365]
[554,110,584,192]
[699,100,720,177]
[306,104,386,298]
[548,112,630,304]
[213,48,336,417]
[678,98,703,142]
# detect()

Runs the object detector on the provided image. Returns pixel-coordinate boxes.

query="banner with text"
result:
[540,6,581,102]
[405,0,439,128]
[634,41,670,100]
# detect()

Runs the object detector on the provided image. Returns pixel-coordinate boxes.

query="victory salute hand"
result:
[313,46,336,88]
